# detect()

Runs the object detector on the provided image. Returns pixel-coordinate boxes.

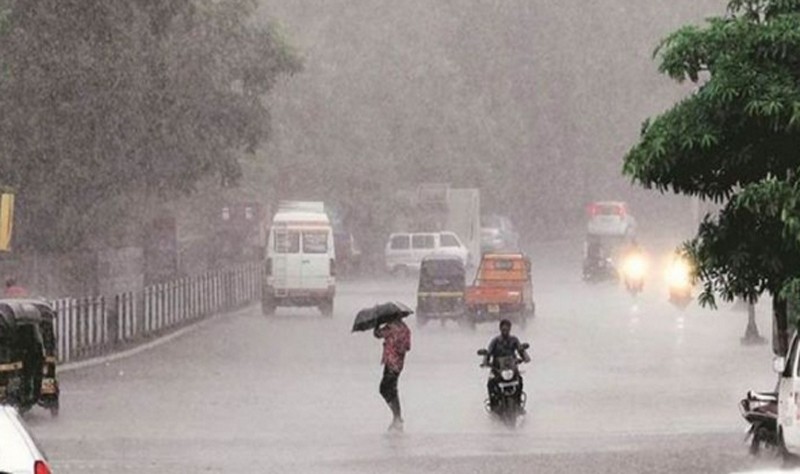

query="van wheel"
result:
[262,294,276,317]
[779,428,799,466]
[319,299,334,318]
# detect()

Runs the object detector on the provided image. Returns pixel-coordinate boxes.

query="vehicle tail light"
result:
[35,461,52,474]
[587,204,598,216]
[265,259,272,277]
[330,259,336,277]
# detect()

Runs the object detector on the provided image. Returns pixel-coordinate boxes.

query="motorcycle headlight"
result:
[666,257,692,290]
[622,254,647,280]
[501,369,514,381]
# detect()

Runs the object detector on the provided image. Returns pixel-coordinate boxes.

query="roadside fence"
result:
[50,262,261,363]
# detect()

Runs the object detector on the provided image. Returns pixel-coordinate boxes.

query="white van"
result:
[775,333,800,454]
[263,202,335,317]
[385,231,470,275]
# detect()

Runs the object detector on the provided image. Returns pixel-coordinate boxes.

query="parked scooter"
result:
[477,344,530,428]
[740,390,779,455]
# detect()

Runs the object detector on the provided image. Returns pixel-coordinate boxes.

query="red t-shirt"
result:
[376,321,411,373]
[4,286,28,298]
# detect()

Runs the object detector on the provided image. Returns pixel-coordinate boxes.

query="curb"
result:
[59,305,251,373]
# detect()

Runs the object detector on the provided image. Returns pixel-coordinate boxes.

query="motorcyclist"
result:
[621,239,645,292]
[583,235,614,281]
[481,319,530,410]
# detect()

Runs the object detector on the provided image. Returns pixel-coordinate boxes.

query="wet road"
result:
[28,241,781,473]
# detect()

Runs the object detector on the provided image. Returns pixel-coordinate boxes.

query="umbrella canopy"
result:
[352,301,414,332]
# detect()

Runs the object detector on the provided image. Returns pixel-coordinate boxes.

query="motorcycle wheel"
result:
[318,299,334,318]
[750,432,761,456]
[501,397,518,428]
[778,428,800,467]
[261,293,276,317]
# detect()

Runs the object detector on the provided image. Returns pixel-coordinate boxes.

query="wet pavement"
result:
[27,241,782,473]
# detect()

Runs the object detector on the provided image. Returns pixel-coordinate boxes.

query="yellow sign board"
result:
[0,193,14,251]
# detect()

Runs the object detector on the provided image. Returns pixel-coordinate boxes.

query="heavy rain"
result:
[2,0,799,473]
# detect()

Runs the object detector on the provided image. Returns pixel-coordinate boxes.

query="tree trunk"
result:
[773,297,790,356]
[741,302,765,345]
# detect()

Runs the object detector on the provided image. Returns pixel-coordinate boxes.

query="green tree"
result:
[624,0,800,355]
[0,0,298,252]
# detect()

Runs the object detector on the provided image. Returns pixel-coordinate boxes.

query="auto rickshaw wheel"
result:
[319,299,334,318]
[458,316,476,330]
[513,311,527,329]
[50,402,59,418]
[261,294,276,317]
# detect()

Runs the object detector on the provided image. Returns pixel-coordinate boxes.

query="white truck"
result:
[389,184,481,271]
[262,201,335,317]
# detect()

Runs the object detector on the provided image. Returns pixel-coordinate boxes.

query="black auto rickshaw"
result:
[0,304,23,406]
[0,300,60,416]
[582,234,631,282]
[28,301,59,416]
[416,255,467,327]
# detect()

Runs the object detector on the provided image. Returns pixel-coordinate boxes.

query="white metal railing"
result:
[50,262,261,363]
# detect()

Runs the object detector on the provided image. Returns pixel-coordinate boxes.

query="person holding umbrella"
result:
[374,316,411,431]
[352,302,413,431]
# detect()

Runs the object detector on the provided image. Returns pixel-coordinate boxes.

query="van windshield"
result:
[440,233,460,248]
[303,231,329,254]
[274,230,300,254]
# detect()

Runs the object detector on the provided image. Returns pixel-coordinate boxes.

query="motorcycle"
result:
[620,251,646,296]
[477,343,530,427]
[582,256,617,282]
[666,256,693,309]
[739,390,779,455]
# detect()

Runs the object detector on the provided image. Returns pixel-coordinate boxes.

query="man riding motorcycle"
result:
[481,319,530,411]
[620,240,646,294]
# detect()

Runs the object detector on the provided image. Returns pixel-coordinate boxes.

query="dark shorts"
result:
[380,366,400,403]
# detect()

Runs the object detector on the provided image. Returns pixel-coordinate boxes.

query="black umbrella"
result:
[352,301,414,332]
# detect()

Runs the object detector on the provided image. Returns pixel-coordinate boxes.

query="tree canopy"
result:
[624,0,800,353]
[0,0,299,252]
